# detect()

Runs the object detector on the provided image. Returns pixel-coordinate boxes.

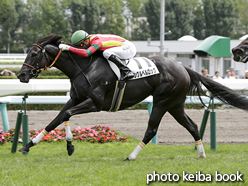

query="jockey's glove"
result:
[59,44,70,51]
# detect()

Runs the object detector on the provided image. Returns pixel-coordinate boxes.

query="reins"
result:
[67,52,93,87]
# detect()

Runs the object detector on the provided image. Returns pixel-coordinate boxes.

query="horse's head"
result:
[232,37,248,63]
[17,34,63,83]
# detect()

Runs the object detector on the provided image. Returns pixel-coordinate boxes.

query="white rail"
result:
[1,79,248,98]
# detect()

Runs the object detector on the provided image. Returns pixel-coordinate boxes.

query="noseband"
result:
[23,44,62,77]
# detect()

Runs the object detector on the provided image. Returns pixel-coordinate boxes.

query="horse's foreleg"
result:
[61,97,100,121]
[61,97,100,155]
[19,99,75,153]
[64,121,74,156]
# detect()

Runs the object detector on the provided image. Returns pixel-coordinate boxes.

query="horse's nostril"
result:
[235,49,243,55]
[17,72,26,79]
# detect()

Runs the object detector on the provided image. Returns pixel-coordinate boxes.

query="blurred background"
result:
[1,0,248,78]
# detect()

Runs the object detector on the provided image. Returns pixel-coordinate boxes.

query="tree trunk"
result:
[7,28,11,53]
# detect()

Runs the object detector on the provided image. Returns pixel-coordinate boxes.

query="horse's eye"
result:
[31,53,37,57]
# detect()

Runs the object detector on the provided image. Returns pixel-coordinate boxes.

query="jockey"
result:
[59,30,136,81]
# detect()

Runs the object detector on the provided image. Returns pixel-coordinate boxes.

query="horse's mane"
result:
[36,34,63,47]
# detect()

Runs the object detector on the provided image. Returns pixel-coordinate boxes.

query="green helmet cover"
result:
[71,30,89,45]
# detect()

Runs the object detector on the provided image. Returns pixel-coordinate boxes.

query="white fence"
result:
[1,79,248,98]
[0,79,70,97]
[0,54,26,60]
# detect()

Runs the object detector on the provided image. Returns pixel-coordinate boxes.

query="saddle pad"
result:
[108,57,160,80]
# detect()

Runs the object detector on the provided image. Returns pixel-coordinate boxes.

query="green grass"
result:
[0,137,248,186]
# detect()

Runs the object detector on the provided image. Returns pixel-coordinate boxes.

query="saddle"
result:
[108,57,159,112]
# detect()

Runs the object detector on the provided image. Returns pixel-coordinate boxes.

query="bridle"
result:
[23,43,92,87]
[23,43,62,77]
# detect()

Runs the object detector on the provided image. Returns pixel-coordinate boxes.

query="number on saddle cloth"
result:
[107,57,159,81]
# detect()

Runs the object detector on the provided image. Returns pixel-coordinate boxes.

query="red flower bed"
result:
[0,125,128,145]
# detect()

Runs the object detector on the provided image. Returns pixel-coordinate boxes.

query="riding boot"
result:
[108,54,134,81]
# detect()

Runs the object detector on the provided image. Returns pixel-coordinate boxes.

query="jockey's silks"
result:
[69,34,126,57]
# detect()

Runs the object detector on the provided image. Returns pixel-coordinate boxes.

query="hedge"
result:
[0,68,65,77]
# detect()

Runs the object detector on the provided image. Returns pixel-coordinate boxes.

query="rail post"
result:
[11,110,23,153]
[210,98,217,150]
[22,94,29,155]
[0,103,10,132]
[11,93,29,155]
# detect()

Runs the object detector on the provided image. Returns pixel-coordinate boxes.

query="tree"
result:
[164,0,194,40]
[144,0,160,40]
[131,20,151,41]
[20,0,69,50]
[192,2,205,39]
[0,0,24,53]
[66,0,87,33]
[203,0,235,37]
[144,0,195,40]
[67,0,124,37]
[234,0,248,38]
[99,0,125,36]
[84,0,102,34]
[125,0,150,40]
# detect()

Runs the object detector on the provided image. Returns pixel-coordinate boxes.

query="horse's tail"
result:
[184,67,248,111]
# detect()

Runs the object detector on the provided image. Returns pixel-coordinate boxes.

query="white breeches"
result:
[103,40,136,60]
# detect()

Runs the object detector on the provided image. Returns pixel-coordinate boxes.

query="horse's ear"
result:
[50,35,64,46]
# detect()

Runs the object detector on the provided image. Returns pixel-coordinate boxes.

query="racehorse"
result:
[17,34,248,160]
[232,37,248,63]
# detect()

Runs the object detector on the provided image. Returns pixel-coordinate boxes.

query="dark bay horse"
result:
[18,34,248,160]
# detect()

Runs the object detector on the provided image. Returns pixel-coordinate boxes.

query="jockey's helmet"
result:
[71,30,89,45]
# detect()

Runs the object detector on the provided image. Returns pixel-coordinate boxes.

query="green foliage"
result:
[234,0,248,36]
[0,0,24,53]
[166,0,194,40]
[0,0,242,51]
[0,142,247,185]
[131,19,151,41]
[84,0,102,34]
[193,3,205,40]
[65,0,88,33]
[144,0,160,40]
[99,0,126,36]
[203,0,236,37]
[20,0,70,49]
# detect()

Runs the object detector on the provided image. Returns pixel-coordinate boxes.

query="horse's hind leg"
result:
[168,103,206,158]
[126,106,167,160]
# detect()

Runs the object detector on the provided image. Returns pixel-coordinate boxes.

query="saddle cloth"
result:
[108,57,160,80]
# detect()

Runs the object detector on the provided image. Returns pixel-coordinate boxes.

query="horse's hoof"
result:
[124,157,130,161]
[18,146,29,153]
[198,155,206,159]
[198,152,206,159]
[67,145,74,156]
[67,141,74,156]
